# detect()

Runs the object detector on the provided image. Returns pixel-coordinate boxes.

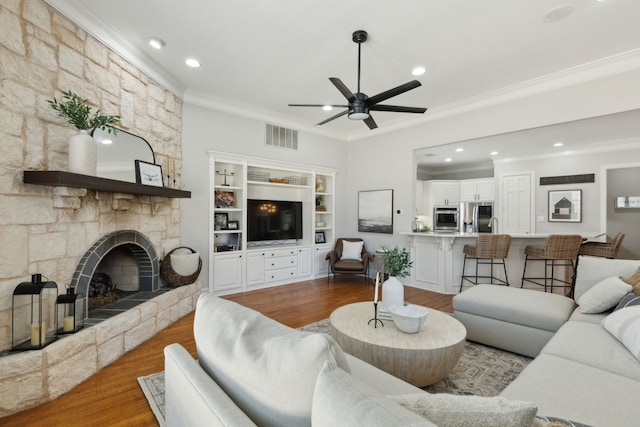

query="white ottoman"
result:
[453,285,575,357]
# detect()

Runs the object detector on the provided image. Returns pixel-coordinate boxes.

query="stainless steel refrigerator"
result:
[460,202,494,233]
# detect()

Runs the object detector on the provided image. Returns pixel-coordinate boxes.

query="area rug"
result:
[138,318,532,425]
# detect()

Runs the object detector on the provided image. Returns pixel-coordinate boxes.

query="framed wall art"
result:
[135,160,163,187]
[358,189,393,233]
[548,190,582,222]
[215,190,236,208]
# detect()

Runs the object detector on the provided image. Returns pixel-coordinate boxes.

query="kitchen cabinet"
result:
[460,179,494,202]
[426,181,459,207]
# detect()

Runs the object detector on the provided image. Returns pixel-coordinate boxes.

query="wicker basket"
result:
[284,176,308,185]
[161,246,202,287]
[248,171,270,182]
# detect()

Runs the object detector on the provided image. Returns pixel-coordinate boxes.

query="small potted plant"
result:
[48,90,120,176]
[381,246,413,312]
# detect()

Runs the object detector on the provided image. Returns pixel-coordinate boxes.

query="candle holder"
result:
[368,301,384,328]
[56,288,84,335]
[12,274,58,351]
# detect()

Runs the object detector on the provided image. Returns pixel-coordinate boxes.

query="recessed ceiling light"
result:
[323,105,333,111]
[445,158,452,162]
[543,5,575,23]
[185,58,201,68]
[553,142,564,147]
[490,151,499,156]
[455,148,463,152]
[412,67,426,76]
[147,37,166,50]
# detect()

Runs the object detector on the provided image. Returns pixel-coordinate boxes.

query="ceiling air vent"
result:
[266,124,298,150]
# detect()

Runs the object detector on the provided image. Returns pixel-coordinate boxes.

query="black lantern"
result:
[12,274,58,351]
[56,288,84,334]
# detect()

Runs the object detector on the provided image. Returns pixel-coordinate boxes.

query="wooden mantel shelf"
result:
[23,171,191,198]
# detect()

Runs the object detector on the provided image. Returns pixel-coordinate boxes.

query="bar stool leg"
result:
[502,259,509,286]
[521,255,529,288]
[460,254,468,292]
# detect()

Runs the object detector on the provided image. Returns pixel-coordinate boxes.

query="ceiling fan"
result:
[289,30,427,130]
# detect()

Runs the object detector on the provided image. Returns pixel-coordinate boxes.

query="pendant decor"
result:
[381,275,404,312]
[68,130,97,176]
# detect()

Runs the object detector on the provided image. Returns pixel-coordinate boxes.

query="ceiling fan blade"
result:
[364,115,378,130]
[369,105,427,114]
[366,80,422,106]
[317,109,348,126]
[289,104,349,108]
[329,78,355,101]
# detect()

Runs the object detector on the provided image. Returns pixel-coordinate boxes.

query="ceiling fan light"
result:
[322,105,333,111]
[348,112,370,120]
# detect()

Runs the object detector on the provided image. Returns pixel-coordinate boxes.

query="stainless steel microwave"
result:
[433,207,459,231]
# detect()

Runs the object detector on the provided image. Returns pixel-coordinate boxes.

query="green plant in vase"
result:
[383,246,413,278]
[47,90,121,176]
[381,246,413,312]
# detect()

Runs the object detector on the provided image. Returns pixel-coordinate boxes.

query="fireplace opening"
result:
[70,230,162,325]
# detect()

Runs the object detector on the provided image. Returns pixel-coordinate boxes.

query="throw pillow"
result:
[389,392,537,427]
[194,294,351,427]
[170,252,200,276]
[602,305,640,361]
[577,275,631,314]
[312,361,435,427]
[625,266,640,295]
[614,291,640,311]
[341,240,363,261]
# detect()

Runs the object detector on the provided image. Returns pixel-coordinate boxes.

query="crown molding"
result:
[44,0,186,99]
[184,90,347,141]
[348,48,640,142]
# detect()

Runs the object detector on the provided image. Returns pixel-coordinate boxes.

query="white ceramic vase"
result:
[68,130,97,175]
[381,276,404,312]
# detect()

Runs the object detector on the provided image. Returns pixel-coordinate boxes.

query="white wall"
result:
[344,68,640,254]
[180,104,348,284]
[494,145,640,234]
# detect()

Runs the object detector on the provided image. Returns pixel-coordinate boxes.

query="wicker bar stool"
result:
[460,234,512,292]
[520,234,583,295]
[578,232,624,259]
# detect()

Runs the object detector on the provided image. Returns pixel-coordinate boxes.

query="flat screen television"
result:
[247,199,303,243]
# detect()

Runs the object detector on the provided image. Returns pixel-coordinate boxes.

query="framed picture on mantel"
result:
[548,190,582,222]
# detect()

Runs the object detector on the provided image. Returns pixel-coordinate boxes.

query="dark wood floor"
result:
[2,276,453,426]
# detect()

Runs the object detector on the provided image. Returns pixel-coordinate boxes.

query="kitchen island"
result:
[400,232,600,295]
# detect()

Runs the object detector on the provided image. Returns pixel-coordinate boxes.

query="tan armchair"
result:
[326,238,373,282]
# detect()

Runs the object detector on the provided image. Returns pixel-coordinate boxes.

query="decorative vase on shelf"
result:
[68,130,97,176]
[381,276,404,313]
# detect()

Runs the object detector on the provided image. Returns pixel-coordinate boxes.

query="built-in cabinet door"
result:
[246,251,265,286]
[432,182,459,206]
[314,245,331,276]
[460,179,494,202]
[477,180,494,201]
[297,247,312,277]
[213,253,243,292]
[459,182,477,202]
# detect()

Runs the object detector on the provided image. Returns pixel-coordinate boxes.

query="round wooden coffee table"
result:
[330,302,466,387]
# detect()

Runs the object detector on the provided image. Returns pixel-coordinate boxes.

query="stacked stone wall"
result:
[0,0,187,403]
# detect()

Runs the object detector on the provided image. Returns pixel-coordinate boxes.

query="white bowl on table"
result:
[388,304,429,334]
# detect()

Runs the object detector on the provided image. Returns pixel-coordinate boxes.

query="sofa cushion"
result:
[573,256,640,301]
[312,361,435,427]
[341,240,363,261]
[453,284,574,332]
[602,305,640,361]
[540,319,640,381]
[577,275,630,314]
[390,392,537,427]
[501,354,640,426]
[194,294,350,427]
[614,291,640,311]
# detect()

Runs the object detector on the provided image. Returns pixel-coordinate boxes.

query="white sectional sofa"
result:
[455,255,640,427]
[165,294,543,427]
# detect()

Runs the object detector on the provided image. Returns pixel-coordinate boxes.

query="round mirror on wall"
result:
[93,127,155,183]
